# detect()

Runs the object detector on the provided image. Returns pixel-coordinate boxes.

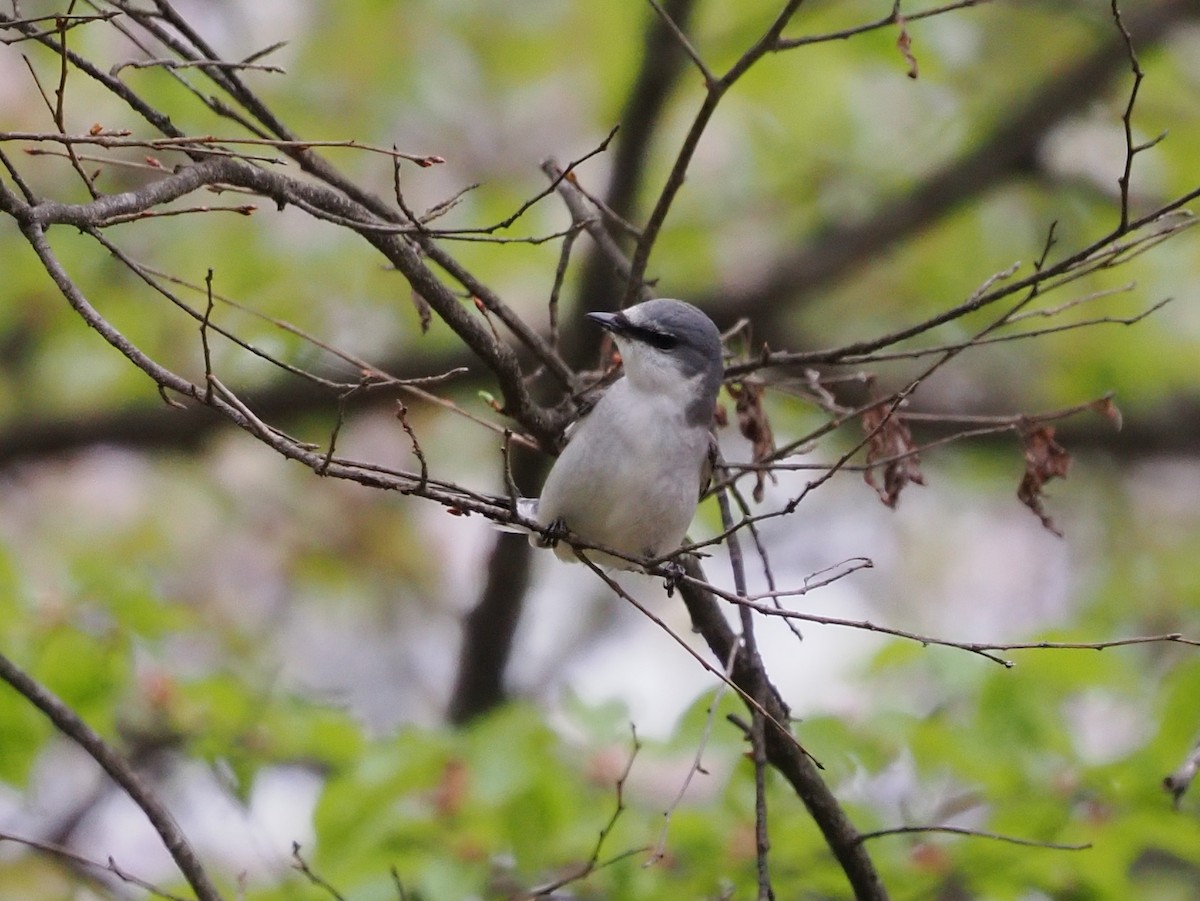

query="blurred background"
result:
[2,1,1200,898]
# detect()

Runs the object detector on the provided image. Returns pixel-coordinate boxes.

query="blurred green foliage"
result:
[2,1,1200,899]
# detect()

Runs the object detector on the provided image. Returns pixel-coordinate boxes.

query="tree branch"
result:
[699,0,1197,329]
[1,153,570,451]
[677,556,889,901]
[0,651,224,901]
[621,0,806,307]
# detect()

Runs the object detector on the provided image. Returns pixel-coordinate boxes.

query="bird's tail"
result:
[489,497,540,534]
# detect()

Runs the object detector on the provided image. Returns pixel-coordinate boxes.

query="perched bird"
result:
[521,298,723,570]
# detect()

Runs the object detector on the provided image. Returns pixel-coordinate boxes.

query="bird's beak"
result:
[586,311,624,334]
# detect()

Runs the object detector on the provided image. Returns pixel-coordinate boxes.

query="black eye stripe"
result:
[610,312,680,350]
[628,324,678,350]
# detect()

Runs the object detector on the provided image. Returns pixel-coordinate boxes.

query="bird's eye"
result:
[641,329,678,351]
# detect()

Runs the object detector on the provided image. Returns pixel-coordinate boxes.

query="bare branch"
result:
[292,842,347,901]
[776,0,997,50]
[715,474,775,900]
[622,0,806,307]
[110,56,287,76]
[647,0,715,86]
[526,726,644,897]
[651,649,738,863]
[577,552,799,746]
[394,401,429,491]
[1,154,570,448]
[1112,0,1144,232]
[858,824,1090,851]
[0,652,224,901]
[0,128,444,165]
[0,831,193,901]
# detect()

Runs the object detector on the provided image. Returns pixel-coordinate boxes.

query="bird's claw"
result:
[661,560,685,596]
[537,517,568,549]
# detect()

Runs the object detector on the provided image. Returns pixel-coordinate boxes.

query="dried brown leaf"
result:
[432,758,469,817]
[896,16,919,79]
[1017,425,1071,536]
[728,380,776,502]
[410,290,432,333]
[713,401,729,430]
[862,402,924,508]
[1090,395,1123,431]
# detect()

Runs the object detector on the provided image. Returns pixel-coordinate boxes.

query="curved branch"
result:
[1,155,569,451]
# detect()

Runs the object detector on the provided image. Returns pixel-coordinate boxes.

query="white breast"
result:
[535,378,709,567]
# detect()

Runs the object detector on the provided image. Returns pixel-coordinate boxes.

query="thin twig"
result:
[648,0,715,85]
[650,644,738,863]
[688,591,1200,665]
[52,10,100,197]
[501,429,520,512]
[576,553,806,760]
[622,0,806,307]
[0,128,442,164]
[111,56,286,75]
[0,831,192,901]
[318,389,350,475]
[726,476,799,642]
[716,465,774,900]
[776,0,996,49]
[725,206,1199,376]
[542,157,645,301]
[200,268,215,404]
[526,725,644,897]
[1112,0,1143,232]
[547,225,581,354]
[432,124,619,237]
[857,824,1090,851]
[395,401,429,491]
[292,842,347,901]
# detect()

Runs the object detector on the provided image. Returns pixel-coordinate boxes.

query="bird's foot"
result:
[661,560,685,596]
[537,517,569,549]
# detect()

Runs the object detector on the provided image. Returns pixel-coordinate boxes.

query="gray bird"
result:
[519,298,723,570]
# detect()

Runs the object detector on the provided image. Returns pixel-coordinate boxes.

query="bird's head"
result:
[587,299,723,424]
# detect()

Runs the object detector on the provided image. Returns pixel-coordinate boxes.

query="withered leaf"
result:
[896,16,919,80]
[1017,425,1071,536]
[1090,395,1123,431]
[862,402,925,508]
[713,401,729,430]
[432,757,469,817]
[410,289,432,333]
[728,380,776,502]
